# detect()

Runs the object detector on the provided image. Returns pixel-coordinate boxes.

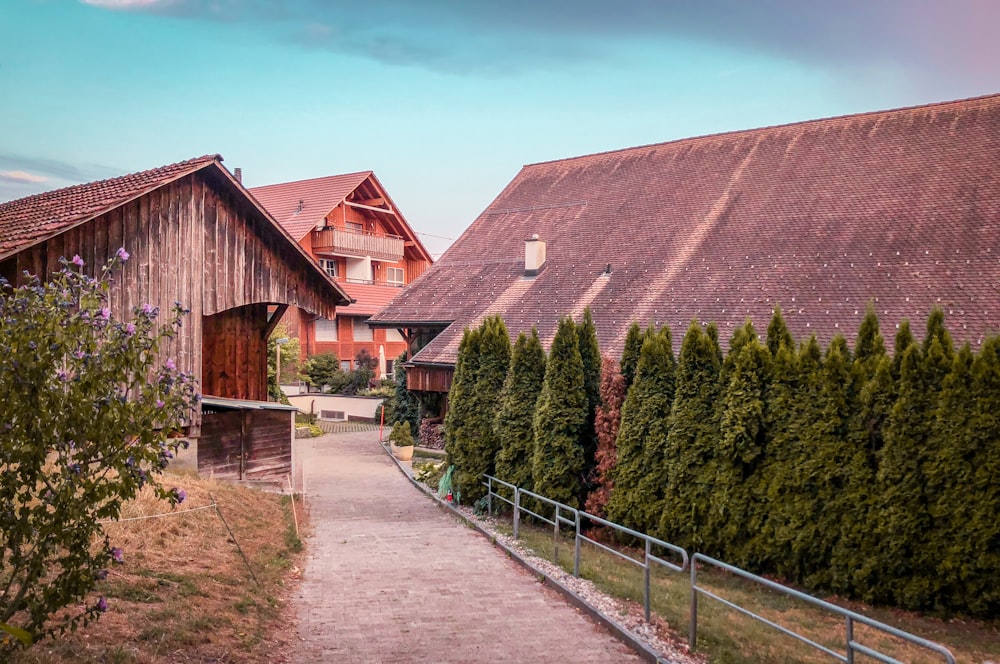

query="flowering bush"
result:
[0,252,199,651]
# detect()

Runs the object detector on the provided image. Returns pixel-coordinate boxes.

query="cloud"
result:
[0,154,119,184]
[0,171,47,184]
[77,0,1000,90]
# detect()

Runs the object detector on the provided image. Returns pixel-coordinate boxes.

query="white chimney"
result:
[525,234,546,276]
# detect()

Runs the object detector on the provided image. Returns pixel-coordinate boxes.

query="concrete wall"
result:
[287,394,384,422]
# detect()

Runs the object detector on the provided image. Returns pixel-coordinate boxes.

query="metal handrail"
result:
[690,553,956,664]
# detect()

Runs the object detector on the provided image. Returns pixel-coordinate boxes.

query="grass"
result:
[496,517,1000,664]
[10,474,304,664]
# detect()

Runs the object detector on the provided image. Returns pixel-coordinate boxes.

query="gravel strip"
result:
[451,504,706,664]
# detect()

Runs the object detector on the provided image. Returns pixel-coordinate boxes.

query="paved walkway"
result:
[291,431,643,663]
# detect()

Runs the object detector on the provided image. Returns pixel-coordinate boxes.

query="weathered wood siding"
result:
[406,364,453,392]
[202,304,269,401]
[198,408,292,480]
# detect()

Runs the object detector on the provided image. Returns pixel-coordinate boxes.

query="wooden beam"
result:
[358,197,386,207]
[264,304,289,338]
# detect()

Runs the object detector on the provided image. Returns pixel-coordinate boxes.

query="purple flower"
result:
[110,547,124,564]
[173,487,187,504]
[56,370,68,381]
[165,358,176,371]
[99,306,111,321]
[71,255,84,267]
[95,569,108,580]
[125,322,135,336]
[116,247,130,262]
[96,597,107,613]
[155,399,165,409]
[141,303,154,315]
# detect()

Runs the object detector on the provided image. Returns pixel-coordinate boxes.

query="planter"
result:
[391,443,414,461]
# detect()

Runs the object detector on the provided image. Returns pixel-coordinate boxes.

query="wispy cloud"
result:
[0,171,47,184]
[0,154,119,184]
[77,0,1000,90]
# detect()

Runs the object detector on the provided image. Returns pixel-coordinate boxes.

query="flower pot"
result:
[391,443,414,461]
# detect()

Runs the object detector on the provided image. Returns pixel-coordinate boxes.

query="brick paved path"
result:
[291,431,642,663]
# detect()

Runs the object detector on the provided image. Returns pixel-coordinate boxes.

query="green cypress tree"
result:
[532,317,588,508]
[620,322,645,390]
[577,308,603,484]
[390,350,420,434]
[606,328,676,533]
[892,319,916,376]
[444,327,481,499]
[584,355,626,517]
[766,306,795,357]
[658,322,722,552]
[925,339,1000,617]
[495,328,546,492]
[854,303,887,366]
[457,315,511,502]
[711,320,770,566]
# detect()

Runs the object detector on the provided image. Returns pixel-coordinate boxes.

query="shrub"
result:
[444,327,480,493]
[303,353,341,392]
[584,355,626,517]
[494,328,546,491]
[0,253,198,651]
[388,421,415,447]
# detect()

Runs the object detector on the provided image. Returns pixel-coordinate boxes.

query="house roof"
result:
[248,172,434,263]
[370,93,1000,366]
[0,155,352,306]
[337,282,408,317]
[0,155,220,258]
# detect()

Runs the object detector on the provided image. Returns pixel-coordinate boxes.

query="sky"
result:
[1,1,999,258]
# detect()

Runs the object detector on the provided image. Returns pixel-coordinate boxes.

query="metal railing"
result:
[483,475,688,622]
[480,475,956,663]
[690,554,956,663]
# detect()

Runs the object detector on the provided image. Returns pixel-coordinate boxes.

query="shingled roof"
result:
[248,172,373,243]
[0,155,220,258]
[370,94,1000,366]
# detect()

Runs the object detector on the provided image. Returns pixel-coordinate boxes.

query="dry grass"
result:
[10,472,304,664]
[506,521,1000,664]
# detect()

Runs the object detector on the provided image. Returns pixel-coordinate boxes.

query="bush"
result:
[388,421,414,447]
[0,252,198,651]
[494,328,546,491]
[303,353,340,392]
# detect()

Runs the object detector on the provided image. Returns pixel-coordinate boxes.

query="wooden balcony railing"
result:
[312,228,405,261]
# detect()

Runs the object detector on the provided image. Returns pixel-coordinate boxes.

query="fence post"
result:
[574,510,581,577]
[845,616,855,664]
[689,556,698,649]
[513,489,520,539]
[487,477,492,515]
[644,538,652,622]
[554,504,560,564]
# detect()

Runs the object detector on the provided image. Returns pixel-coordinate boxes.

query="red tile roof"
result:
[371,94,1000,366]
[248,172,373,242]
[0,155,220,258]
[337,282,407,316]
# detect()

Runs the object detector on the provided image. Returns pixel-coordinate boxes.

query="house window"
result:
[353,316,373,341]
[340,360,352,372]
[386,267,404,285]
[319,259,339,279]
[315,317,338,341]
[385,359,394,376]
[345,221,363,233]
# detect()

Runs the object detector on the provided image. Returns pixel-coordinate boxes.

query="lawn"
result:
[9,473,303,664]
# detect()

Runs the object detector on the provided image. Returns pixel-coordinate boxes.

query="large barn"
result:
[0,155,351,483]
[369,94,1000,394]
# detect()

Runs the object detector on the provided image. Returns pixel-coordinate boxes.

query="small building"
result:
[368,94,1000,398]
[0,155,351,483]
[249,172,433,379]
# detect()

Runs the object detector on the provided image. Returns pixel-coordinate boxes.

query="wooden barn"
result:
[0,155,352,483]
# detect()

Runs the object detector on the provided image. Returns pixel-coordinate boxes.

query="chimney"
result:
[524,234,546,277]
[233,167,242,183]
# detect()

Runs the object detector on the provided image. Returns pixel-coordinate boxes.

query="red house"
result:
[249,172,432,379]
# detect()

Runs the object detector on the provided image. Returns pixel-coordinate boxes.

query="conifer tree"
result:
[925,339,1000,617]
[658,322,722,551]
[620,322,645,390]
[766,306,795,357]
[711,320,770,565]
[495,329,546,492]
[444,327,481,499]
[584,355,626,517]
[390,350,420,434]
[577,308,603,483]
[533,317,588,507]
[606,328,676,532]
[892,319,915,376]
[456,315,511,502]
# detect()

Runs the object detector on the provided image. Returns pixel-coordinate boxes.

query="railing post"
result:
[689,556,698,649]
[487,477,492,515]
[644,539,652,622]
[574,510,581,577]
[845,616,855,664]
[513,489,520,539]
[554,504,560,564]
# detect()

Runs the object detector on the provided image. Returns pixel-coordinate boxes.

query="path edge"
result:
[381,442,667,664]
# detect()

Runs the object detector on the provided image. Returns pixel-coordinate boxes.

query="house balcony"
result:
[312,227,405,262]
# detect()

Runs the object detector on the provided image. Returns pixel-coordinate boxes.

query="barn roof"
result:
[370,93,1000,366]
[0,155,351,305]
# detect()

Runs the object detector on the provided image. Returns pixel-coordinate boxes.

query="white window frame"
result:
[386,266,404,285]
[319,258,339,279]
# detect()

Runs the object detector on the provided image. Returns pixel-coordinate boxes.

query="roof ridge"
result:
[248,171,373,191]
[524,92,1000,168]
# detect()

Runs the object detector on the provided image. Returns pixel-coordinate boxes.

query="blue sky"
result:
[1,1,998,257]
